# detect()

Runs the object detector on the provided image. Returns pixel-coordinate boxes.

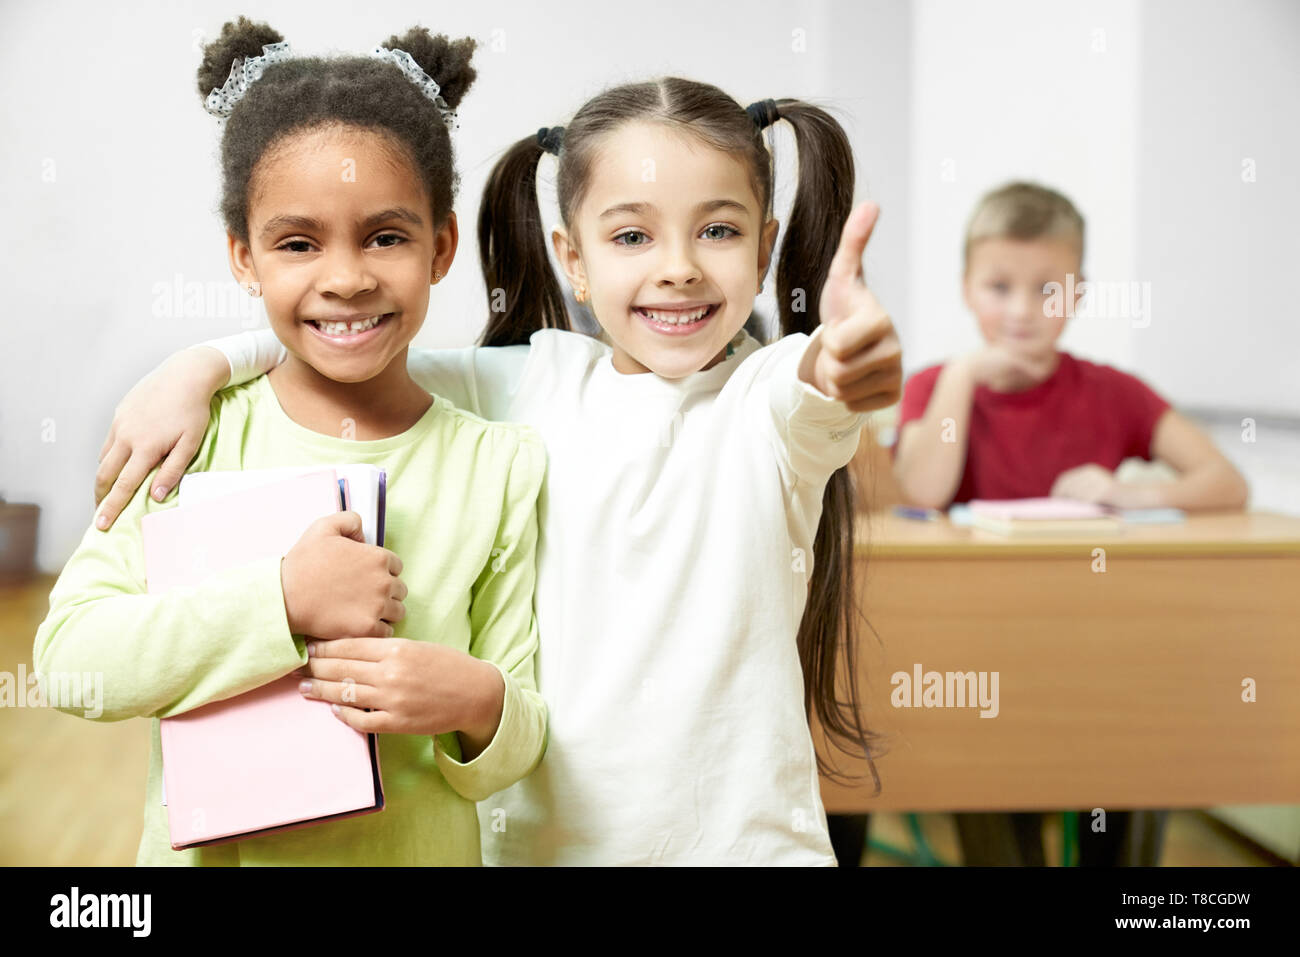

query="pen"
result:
[892,505,943,521]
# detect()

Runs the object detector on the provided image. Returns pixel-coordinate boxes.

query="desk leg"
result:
[953,812,1047,866]
[827,813,870,867]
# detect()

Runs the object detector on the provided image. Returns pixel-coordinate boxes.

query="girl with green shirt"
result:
[32,21,547,865]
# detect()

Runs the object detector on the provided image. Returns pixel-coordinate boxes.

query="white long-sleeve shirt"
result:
[213,325,865,865]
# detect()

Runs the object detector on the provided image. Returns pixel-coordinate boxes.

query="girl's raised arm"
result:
[94,329,285,529]
[765,202,902,484]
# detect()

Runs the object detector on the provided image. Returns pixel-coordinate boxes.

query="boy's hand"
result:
[1050,464,1120,505]
[94,346,231,530]
[280,512,407,639]
[807,202,902,412]
[964,344,1058,392]
[296,637,505,746]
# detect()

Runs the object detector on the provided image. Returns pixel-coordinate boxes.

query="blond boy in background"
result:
[892,181,1248,866]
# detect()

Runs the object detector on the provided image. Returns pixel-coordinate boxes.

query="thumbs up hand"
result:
[802,202,902,412]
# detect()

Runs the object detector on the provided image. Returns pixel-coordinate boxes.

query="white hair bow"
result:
[203,41,457,130]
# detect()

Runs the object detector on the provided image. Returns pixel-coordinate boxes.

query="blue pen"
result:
[893,505,942,521]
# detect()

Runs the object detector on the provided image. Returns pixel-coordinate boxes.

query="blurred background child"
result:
[891,181,1248,865]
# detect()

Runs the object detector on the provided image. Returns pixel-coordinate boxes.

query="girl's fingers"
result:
[382,598,406,624]
[818,327,901,392]
[298,676,377,709]
[391,578,408,602]
[832,366,903,405]
[93,440,130,506]
[331,704,386,733]
[301,657,379,684]
[841,385,904,413]
[820,296,895,361]
[98,426,116,465]
[95,451,156,530]
[306,636,389,661]
[151,433,202,502]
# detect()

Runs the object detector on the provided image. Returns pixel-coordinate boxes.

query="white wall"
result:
[902,0,1299,515]
[0,0,911,571]
[906,0,1299,420]
[1134,0,1300,417]
[908,0,1143,372]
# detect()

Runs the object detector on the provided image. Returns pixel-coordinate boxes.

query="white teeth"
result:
[316,314,384,336]
[641,306,711,325]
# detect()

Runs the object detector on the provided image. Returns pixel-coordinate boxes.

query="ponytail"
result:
[771,99,855,339]
[770,98,884,788]
[477,133,571,347]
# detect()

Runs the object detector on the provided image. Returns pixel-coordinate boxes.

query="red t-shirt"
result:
[893,352,1171,504]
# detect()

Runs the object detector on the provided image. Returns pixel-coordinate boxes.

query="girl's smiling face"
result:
[553,121,779,378]
[228,125,456,384]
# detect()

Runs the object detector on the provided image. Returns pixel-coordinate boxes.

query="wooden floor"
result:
[2,576,1284,866]
[2,577,148,866]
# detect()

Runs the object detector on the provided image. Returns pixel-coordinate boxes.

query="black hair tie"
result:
[745,98,780,130]
[536,126,565,155]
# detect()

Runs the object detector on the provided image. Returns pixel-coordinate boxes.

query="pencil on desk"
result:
[893,505,944,521]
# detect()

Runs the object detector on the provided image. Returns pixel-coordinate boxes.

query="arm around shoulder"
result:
[199,328,288,388]
[93,332,288,530]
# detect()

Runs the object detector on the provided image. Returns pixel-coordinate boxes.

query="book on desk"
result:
[942,497,1186,536]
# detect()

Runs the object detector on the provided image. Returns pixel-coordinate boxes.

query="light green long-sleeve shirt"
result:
[33,375,547,865]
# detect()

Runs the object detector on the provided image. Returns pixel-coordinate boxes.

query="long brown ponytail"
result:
[477,132,571,346]
[478,78,883,786]
[769,98,883,789]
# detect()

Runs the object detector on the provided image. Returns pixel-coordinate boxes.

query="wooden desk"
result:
[816,511,1300,812]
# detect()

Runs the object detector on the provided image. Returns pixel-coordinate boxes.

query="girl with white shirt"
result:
[93,77,902,865]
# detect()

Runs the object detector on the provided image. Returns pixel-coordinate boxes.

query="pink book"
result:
[965,497,1120,537]
[141,469,384,850]
[968,497,1109,520]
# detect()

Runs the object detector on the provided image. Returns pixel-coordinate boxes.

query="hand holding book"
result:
[142,467,392,848]
[297,638,506,760]
[281,511,407,639]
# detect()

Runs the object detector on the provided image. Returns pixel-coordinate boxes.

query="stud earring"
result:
[575,285,588,304]
[432,269,443,283]
[245,282,261,298]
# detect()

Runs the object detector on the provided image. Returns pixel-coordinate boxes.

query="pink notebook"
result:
[141,469,384,850]
[964,497,1120,537]
[968,497,1109,520]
